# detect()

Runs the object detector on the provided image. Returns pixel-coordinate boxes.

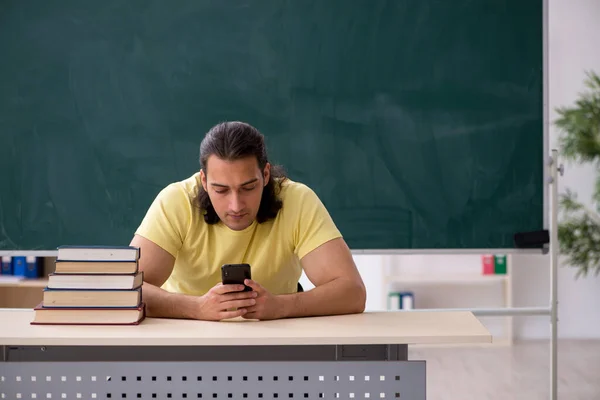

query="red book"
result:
[481,255,494,275]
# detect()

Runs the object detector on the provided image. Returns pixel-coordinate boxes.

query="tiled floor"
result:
[408,340,600,400]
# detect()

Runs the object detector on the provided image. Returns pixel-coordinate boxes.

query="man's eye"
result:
[243,186,256,191]
[215,189,227,194]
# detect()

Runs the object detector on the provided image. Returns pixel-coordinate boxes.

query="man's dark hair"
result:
[196,121,287,224]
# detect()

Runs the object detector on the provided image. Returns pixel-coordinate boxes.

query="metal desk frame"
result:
[1,344,426,399]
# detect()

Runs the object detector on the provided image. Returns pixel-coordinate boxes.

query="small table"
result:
[0,309,491,400]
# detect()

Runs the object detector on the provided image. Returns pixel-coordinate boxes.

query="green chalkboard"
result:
[0,0,544,251]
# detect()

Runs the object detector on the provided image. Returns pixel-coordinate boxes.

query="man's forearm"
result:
[142,282,200,319]
[278,278,366,319]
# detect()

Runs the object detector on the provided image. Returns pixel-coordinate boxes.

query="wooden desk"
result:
[0,309,492,400]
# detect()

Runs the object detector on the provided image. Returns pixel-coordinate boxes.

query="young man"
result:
[131,121,366,321]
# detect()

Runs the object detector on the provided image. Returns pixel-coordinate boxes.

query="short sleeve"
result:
[134,183,191,257]
[293,184,342,260]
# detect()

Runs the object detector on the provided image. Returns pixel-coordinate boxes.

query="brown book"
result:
[56,245,140,261]
[47,272,143,289]
[31,302,146,325]
[54,260,138,274]
[42,287,142,308]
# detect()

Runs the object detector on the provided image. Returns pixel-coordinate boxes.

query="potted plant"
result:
[554,70,600,278]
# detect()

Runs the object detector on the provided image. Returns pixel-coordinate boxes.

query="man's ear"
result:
[263,163,271,186]
[200,169,208,191]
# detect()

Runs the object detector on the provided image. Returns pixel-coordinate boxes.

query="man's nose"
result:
[229,193,243,212]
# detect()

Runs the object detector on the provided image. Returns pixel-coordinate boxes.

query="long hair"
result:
[195,121,287,224]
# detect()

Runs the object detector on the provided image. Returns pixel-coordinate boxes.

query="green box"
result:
[494,254,507,274]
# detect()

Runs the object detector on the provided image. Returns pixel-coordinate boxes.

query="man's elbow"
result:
[350,279,367,314]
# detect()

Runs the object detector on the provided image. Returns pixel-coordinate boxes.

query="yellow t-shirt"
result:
[134,173,342,296]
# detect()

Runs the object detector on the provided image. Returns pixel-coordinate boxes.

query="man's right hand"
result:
[196,283,258,321]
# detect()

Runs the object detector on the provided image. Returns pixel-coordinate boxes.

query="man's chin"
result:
[224,216,252,231]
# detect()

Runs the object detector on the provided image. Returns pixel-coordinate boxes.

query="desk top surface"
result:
[0,309,492,346]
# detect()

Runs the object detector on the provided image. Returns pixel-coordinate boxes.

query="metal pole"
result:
[549,149,562,400]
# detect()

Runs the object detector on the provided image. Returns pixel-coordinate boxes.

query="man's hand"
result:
[242,279,285,320]
[197,282,258,321]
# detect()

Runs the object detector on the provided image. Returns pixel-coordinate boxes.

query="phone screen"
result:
[221,263,252,291]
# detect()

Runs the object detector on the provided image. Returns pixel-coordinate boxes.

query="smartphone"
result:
[221,263,252,291]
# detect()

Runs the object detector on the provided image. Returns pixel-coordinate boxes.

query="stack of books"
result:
[31,245,146,325]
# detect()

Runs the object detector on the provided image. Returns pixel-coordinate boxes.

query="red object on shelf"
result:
[482,254,494,275]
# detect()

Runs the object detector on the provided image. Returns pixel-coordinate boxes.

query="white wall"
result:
[540,0,600,339]
[300,0,600,340]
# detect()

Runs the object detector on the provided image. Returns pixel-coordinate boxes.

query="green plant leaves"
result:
[555,70,600,165]
[555,70,600,278]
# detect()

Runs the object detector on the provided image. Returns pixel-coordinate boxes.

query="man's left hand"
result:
[241,279,286,320]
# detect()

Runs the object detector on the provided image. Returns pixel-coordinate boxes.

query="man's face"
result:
[200,155,270,231]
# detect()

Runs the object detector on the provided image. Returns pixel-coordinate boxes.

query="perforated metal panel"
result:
[0,361,425,399]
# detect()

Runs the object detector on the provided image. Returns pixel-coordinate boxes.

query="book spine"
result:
[1,256,12,275]
[494,254,507,274]
[12,256,26,277]
[481,254,494,275]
